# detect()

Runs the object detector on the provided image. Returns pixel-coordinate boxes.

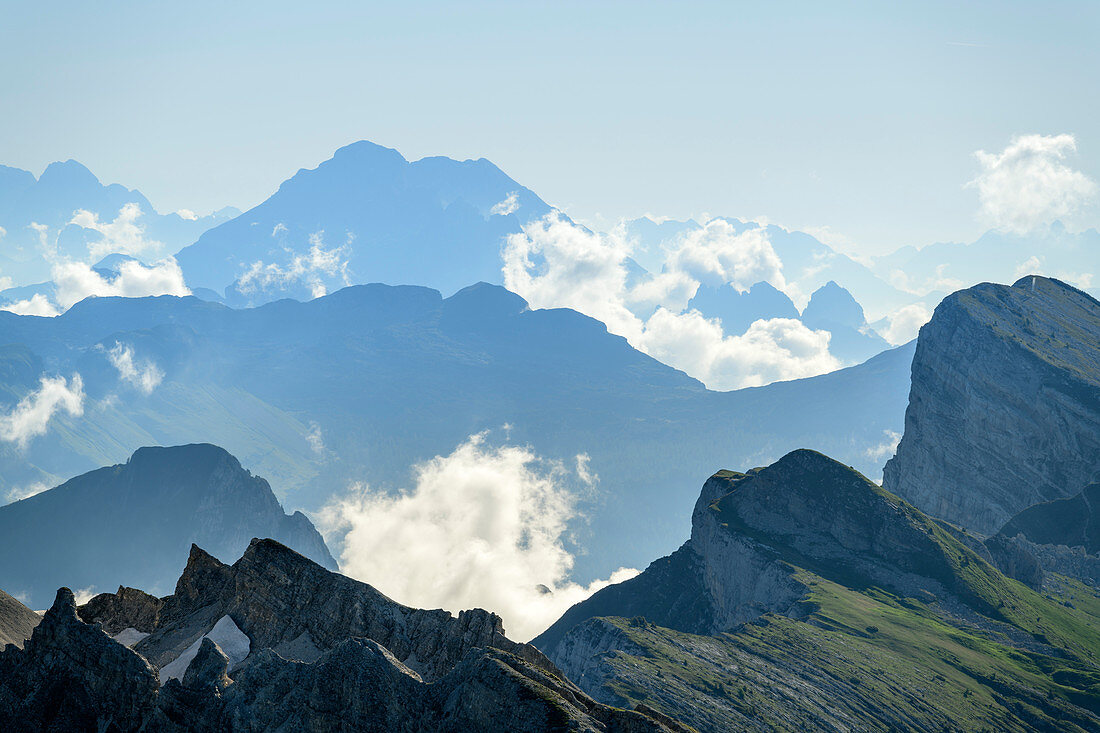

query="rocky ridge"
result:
[0,538,685,732]
[535,449,1100,732]
[883,275,1100,534]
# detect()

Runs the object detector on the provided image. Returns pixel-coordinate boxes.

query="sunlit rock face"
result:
[884,275,1100,535]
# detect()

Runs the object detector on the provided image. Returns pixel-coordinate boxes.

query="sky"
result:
[2,1,1098,256]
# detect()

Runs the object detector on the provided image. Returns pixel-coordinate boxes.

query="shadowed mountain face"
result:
[0,283,912,584]
[0,444,336,608]
[686,281,799,335]
[1000,482,1100,554]
[534,450,1100,732]
[175,141,553,302]
[883,275,1100,535]
[0,540,683,732]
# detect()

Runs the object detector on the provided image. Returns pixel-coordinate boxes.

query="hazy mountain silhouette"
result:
[175,141,553,303]
[0,283,913,582]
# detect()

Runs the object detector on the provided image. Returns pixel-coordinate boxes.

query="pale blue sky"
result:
[1,1,1097,254]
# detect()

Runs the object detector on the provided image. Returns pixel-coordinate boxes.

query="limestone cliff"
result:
[883,276,1100,534]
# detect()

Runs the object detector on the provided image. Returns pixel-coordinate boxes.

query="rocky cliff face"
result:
[0,443,337,607]
[883,276,1100,534]
[1,540,683,732]
[0,588,40,649]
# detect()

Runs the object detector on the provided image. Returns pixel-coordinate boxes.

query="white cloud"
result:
[175,209,198,221]
[52,257,190,310]
[502,213,839,389]
[306,421,325,456]
[70,202,165,260]
[73,587,98,606]
[865,429,902,463]
[238,232,351,299]
[105,342,163,395]
[0,374,84,448]
[319,433,638,642]
[490,192,520,216]
[970,134,1098,233]
[3,481,51,504]
[0,294,61,317]
[666,219,787,291]
[1014,255,1043,279]
[639,311,839,389]
[880,303,932,345]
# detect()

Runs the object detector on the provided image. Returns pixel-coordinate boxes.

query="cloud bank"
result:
[319,433,638,642]
[971,134,1098,233]
[0,374,85,448]
[502,213,839,389]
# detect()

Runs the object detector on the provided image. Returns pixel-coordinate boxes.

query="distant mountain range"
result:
[0,283,913,585]
[0,444,335,608]
[0,160,237,285]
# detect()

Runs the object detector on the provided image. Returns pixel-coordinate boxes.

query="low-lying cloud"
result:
[0,294,61,317]
[71,202,165,260]
[970,134,1098,233]
[319,433,638,642]
[52,257,190,310]
[502,213,839,389]
[237,231,351,299]
[106,342,164,395]
[0,374,85,448]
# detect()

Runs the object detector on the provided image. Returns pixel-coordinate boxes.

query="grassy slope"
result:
[587,473,1100,731]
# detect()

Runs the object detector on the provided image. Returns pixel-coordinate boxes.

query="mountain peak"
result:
[802,281,866,329]
[37,159,101,188]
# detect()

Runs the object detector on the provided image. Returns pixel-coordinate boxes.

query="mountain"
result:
[534,449,1100,732]
[800,281,891,364]
[686,280,799,335]
[0,589,39,648]
[0,283,914,585]
[174,141,553,302]
[622,216,919,321]
[0,160,236,286]
[0,444,336,608]
[872,223,1100,304]
[883,275,1100,534]
[0,540,683,732]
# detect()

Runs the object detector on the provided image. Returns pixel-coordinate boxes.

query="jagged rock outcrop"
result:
[79,585,165,635]
[1,542,682,732]
[83,538,544,683]
[883,276,1100,534]
[537,449,980,654]
[0,443,338,608]
[0,588,159,731]
[0,588,40,649]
